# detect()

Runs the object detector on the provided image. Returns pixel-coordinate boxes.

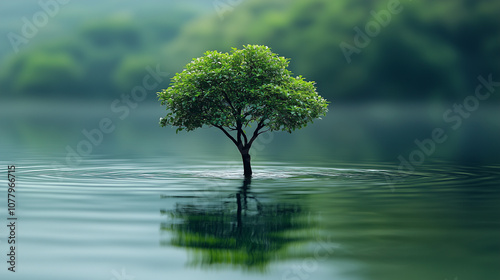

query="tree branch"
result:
[257,129,270,135]
[242,130,249,146]
[221,90,237,116]
[236,120,242,147]
[213,125,238,147]
[246,119,266,149]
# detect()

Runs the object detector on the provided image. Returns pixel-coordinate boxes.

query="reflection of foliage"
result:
[160,179,309,271]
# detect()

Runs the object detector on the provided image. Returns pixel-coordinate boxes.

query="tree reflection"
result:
[160,178,309,271]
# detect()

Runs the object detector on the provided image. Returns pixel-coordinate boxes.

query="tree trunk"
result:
[241,151,252,177]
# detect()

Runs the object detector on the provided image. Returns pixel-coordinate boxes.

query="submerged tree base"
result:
[241,152,252,177]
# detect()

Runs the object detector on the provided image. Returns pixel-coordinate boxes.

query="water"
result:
[0,158,498,280]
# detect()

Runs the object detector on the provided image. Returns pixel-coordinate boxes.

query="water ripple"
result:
[9,159,499,192]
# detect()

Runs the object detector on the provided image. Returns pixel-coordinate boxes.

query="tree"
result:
[158,45,328,177]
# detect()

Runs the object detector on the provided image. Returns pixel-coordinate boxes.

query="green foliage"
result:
[2,0,498,103]
[5,51,83,95]
[112,54,156,93]
[166,0,500,102]
[0,6,201,99]
[81,19,143,50]
[158,45,328,135]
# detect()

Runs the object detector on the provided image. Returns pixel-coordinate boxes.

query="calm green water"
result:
[0,158,498,280]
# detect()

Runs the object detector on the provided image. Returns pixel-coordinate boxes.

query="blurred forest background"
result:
[1,0,499,164]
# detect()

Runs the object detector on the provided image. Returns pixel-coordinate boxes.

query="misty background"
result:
[1,0,499,165]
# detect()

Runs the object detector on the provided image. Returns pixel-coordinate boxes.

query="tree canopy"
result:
[159,44,327,134]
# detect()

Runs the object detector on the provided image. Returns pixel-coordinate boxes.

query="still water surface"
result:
[0,158,498,280]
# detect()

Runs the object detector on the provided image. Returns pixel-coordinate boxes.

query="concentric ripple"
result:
[13,158,497,186]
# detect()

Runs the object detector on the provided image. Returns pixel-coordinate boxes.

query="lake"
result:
[0,157,498,280]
